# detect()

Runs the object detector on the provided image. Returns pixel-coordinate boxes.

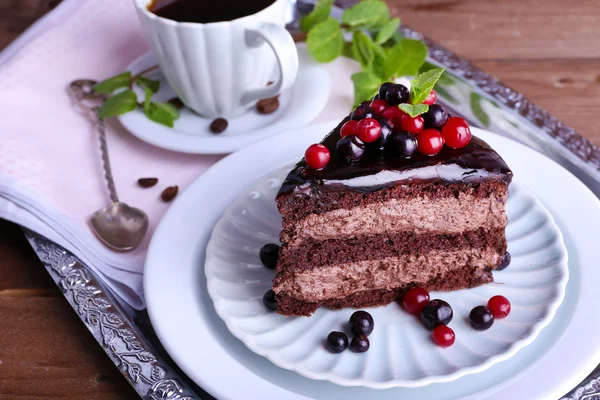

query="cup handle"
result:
[241,23,299,105]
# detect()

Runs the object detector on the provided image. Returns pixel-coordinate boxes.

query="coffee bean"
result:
[138,177,158,188]
[257,96,279,114]
[167,97,184,109]
[161,186,178,202]
[210,118,228,134]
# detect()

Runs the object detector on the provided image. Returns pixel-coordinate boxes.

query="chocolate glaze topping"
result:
[278,117,513,196]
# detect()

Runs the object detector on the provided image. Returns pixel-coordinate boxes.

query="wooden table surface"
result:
[1,0,599,398]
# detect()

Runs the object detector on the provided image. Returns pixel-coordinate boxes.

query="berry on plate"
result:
[417,129,445,155]
[469,306,494,331]
[496,252,511,271]
[432,325,455,347]
[402,287,430,315]
[349,310,374,336]
[259,243,279,269]
[421,299,453,330]
[305,144,330,169]
[350,334,370,353]
[487,295,511,319]
[326,331,349,353]
[263,289,277,311]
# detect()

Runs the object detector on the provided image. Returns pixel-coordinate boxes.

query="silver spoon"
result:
[69,80,149,251]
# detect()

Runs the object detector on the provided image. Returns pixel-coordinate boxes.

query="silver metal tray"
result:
[21,0,600,398]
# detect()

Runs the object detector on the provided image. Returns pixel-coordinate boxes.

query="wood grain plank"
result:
[393,0,600,60]
[475,59,600,145]
[0,0,58,50]
[0,297,137,399]
[0,219,57,292]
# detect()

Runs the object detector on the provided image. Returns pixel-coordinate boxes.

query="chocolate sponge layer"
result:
[276,261,494,317]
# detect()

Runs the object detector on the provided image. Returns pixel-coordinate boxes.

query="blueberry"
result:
[369,117,394,151]
[260,243,280,269]
[349,310,374,336]
[325,331,349,353]
[386,131,418,158]
[423,104,449,129]
[336,135,366,161]
[495,252,511,271]
[469,306,494,331]
[351,104,376,121]
[421,299,453,330]
[263,289,277,311]
[378,82,394,100]
[385,84,409,106]
[350,334,370,353]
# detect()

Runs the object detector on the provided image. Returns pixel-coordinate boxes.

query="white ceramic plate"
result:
[204,171,568,388]
[145,123,600,400]
[118,45,329,154]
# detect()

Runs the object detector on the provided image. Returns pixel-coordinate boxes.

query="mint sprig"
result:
[394,67,446,117]
[302,0,430,106]
[94,67,179,127]
[409,67,446,105]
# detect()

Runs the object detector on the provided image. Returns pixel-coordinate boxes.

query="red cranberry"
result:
[382,106,405,125]
[441,117,472,149]
[356,118,381,143]
[340,120,358,137]
[417,129,445,156]
[370,99,388,116]
[402,288,430,315]
[304,144,330,169]
[487,295,511,319]
[423,90,437,105]
[400,114,425,134]
[432,325,455,347]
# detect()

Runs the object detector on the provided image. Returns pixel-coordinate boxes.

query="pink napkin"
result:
[0,0,358,308]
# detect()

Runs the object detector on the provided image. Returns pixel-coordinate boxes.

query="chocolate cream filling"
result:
[281,193,507,245]
[273,248,499,302]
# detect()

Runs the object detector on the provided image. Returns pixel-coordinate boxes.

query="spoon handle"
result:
[94,111,119,203]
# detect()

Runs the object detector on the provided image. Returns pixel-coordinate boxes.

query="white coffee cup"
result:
[134,0,299,118]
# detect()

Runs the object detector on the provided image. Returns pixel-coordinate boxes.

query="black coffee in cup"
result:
[148,0,276,23]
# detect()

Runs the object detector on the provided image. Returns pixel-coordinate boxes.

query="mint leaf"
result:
[138,76,161,93]
[398,103,429,118]
[384,38,427,79]
[351,31,375,70]
[97,90,137,118]
[410,67,446,105]
[299,0,333,32]
[342,0,390,29]
[470,92,490,127]
[375,18,400,44]
[143,86,153,114]
[145,102,180,127]
[93,72,132,94]
[419,61,456,86]
[351,71,381,106]
[306,18,343,63]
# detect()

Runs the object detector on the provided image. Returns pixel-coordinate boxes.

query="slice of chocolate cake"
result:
[273,75,513,317]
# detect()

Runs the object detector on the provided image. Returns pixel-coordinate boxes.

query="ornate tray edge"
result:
[23,229,201,400]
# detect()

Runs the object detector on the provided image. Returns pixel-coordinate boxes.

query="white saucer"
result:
[119,45,329,154]
[145,123,600,399]
[204,173,568,388]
